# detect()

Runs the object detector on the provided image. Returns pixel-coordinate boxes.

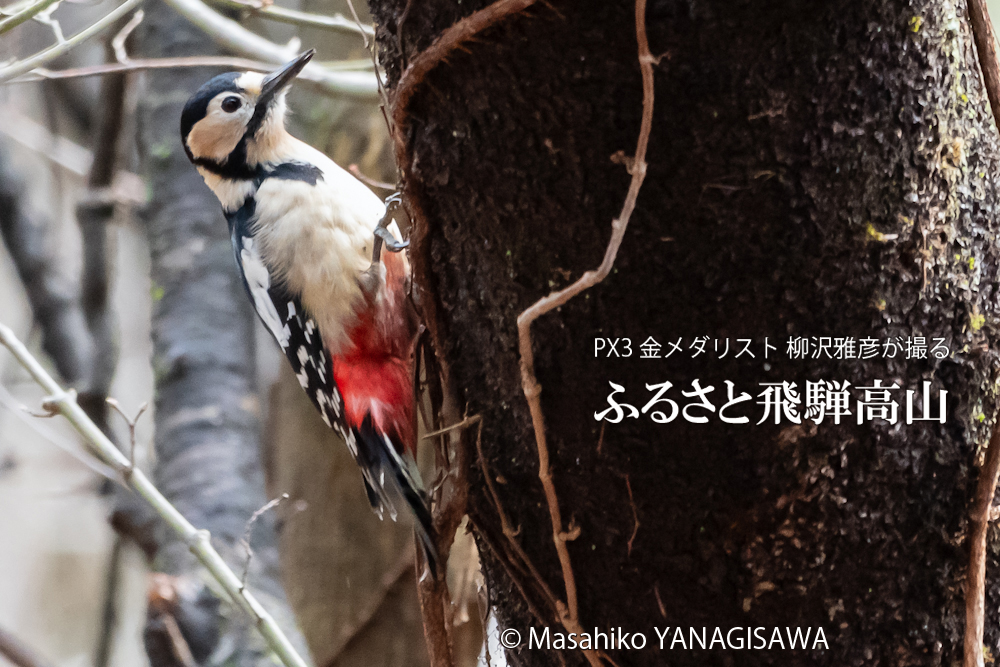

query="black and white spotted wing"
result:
[227,205,346,435]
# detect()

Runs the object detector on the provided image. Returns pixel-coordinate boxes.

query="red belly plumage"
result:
[331,250,415,455]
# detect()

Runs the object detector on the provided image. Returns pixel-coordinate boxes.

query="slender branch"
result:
[5,55,371,87]
[106,397,148,472]
[343,0,367,47]
[78,18,128,407]
[160,613,196,667]
[391,0,537,156]
[0,324,310,667]
[82,38,128,654]
[348,164,395,191]
[205,0,372,38]
[239,494,289,589]
[965,3,1000,666]
[415,387,469,667]
[966,419,1000,667]
[111,8,144,63]
[161,0,378,98]
[622,474,639,557]
[344,0,391,119]
[513,0,654,661]
[0,0,59,35]
[969,0,1000,130]
[0,0,144,84]
[473,420,560,610]
[0,383,119,480]
[93,535,125,667]
[422,414,480,440]
[0,625,55,667]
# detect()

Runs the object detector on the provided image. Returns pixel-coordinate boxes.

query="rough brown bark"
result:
[369,0,1000,665]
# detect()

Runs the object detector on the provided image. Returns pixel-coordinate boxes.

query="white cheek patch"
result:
[239,236,291,349]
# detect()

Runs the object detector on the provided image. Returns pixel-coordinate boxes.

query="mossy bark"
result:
[370,0,1000,665]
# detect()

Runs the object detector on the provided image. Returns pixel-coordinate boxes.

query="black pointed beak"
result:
[257,50,314,109]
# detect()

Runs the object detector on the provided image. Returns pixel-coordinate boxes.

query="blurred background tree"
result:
[0,0,483,664]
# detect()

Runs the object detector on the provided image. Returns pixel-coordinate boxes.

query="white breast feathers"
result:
[251,141,391,354]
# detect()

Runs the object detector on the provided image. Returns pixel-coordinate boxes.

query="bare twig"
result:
[111,9,144,62]
[240,494,289,590]
[473,420,561,611]
[622,474,639,557]
[653,582,666,618]
[0,324,310,667]
[964,4,1000,666]
[966,418,1000,667]
[161,614,196,667]
[968,0,1000,131]
[422,414,481,440]
[415,561,457,667]
[0,0,59,35]
[6,56,372,86]
[161,0,378,98]
[514,0,653,655]
[0,0,145,84]
[343,0,369,49]
[349,164,395,191]
[0,625,55,667]
[344,0,392,136]
[469,519,554,632]
[0,384,119,480]
[391,0,537,173]
[33,3,64,44]
[206,0,372,38]
[106,398,148,473]
[415,390,470,667]
[93,535,125,667]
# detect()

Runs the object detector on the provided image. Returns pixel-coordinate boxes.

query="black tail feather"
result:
[355,416,438,576]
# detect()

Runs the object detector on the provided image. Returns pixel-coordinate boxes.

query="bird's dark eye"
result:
[221,96,242,113]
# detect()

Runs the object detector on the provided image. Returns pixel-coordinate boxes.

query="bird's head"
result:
[180,50,314,177]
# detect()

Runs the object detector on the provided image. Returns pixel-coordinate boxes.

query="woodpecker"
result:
[179,51,435,572]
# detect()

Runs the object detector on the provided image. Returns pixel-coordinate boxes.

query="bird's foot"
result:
[370,192,409,266]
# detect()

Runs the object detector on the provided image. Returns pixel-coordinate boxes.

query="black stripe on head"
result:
[244,94,273,139]
[192,143,261,181]
[180,72,242,163]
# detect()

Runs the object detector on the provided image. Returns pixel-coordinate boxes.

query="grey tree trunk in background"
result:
[369,0,1000,665]
[266,369,431,667]
[135,1,306,663]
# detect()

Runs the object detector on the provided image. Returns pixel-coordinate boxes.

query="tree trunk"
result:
[369,0,1000,665]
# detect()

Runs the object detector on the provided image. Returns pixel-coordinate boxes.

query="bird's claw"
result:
[374,225,409,252]
[370,192,408,265]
